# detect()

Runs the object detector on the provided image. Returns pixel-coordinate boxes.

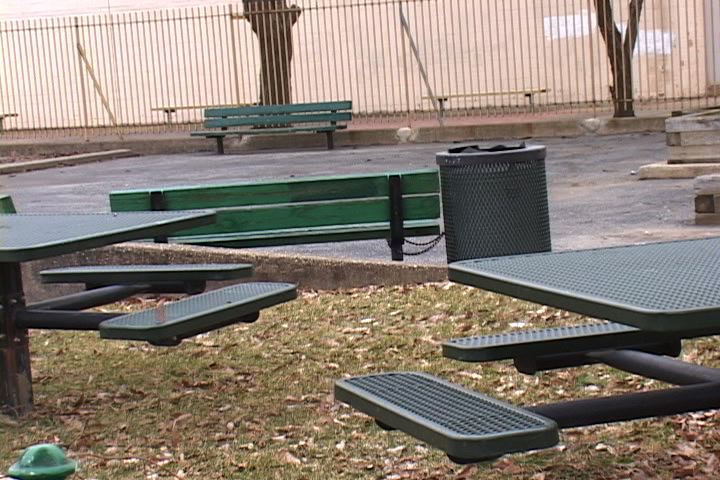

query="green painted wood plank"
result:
[109,170,440,211]
[205,101,352,117]
[173,220,441,248]
[204,112,351,129]
[0,195,16,213]
[172,195,441,236]
[189,125,343,137]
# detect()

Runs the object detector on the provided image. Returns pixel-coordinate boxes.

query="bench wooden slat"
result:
[204,112,352,129]
[99,282,297,345]
[110,170,439,211]
[173,219,441,248]
[190,125,344,137]
[171,195,440,236]
[205,101,352,117]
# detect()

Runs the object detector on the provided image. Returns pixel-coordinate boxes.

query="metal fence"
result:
[0,0,718,137]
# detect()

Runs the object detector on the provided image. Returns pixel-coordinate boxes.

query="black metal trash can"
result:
[436,143,551,263]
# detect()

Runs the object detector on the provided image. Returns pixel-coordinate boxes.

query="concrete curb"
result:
[0,149,137,175]
[22,242,448,303]
[1,115,668,157]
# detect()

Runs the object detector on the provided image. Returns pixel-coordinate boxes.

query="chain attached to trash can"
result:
[400,232,445,256]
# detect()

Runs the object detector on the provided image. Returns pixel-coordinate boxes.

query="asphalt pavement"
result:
[3,132,718,265]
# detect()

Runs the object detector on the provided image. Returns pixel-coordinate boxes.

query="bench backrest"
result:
[0,194,16,213]
[109,169,440,237]
[203,101,352,129]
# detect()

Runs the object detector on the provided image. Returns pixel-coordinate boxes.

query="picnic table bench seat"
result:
[99,282,297,346]
[443,321,684,373]
[190,101,352,153]
[40,264,253,287]
[109,169,442,261]
[335,372,559,464]
[40,263,254,295]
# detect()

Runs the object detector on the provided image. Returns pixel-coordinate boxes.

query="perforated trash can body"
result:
[436,144,551,263]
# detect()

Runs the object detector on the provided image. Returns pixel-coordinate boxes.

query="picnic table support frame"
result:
[16,310,121,331]
[29,284,151,311]
[586,349,720,385]
[529,381,720,429]
[0,262,33,417]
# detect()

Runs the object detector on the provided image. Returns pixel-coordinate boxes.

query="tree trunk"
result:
[243,0,301,106]
[593,0,645,118]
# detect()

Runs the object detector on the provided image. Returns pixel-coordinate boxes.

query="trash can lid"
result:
[436,143,546,166]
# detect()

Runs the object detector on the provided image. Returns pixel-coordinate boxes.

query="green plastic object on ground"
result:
[7,443,77,479]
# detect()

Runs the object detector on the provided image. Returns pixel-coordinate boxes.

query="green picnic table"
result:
[0,212,297,417]
[337,237,720,463]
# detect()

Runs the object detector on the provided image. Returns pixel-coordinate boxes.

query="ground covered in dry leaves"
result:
[1,283,720,479]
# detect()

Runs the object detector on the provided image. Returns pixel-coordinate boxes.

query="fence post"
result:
[399,3,443,126]
[399,2,412,127]
[228,4,242,105]
[74,17,90,140]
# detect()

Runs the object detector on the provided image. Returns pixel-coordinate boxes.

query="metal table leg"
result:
[0,262,32,417]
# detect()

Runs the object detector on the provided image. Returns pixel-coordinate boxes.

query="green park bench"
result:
[109,169,442,261]
[0,113,18,133]
[0,194,16,213]
[190,101,352,154]
[423,89,549,117]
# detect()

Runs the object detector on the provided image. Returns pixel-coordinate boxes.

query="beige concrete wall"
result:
[0,0,714,132]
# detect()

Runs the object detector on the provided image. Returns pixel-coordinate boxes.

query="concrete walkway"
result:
[2,132,718,265]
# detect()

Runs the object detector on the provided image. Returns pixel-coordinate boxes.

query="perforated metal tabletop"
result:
[0,212,215,262]
[449,237,720,332]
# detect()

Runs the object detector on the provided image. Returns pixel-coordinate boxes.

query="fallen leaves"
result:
[4,283,720,479]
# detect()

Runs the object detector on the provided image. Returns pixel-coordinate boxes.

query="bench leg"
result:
[326,131,334,150]
[215,137,225,155]
[389,175,404,261]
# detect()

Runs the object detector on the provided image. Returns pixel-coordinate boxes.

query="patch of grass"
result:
[1,283,720,479]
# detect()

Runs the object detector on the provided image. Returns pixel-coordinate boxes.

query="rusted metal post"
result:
[0,262,32,417]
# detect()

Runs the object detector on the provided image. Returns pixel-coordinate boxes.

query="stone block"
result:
[667,145,720,164]
[666,131,720,146]
[666,108,720,133]
[694,194,720,213]
[694,174,720,194]
[695,213,720,225]
[638,162,720,180]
